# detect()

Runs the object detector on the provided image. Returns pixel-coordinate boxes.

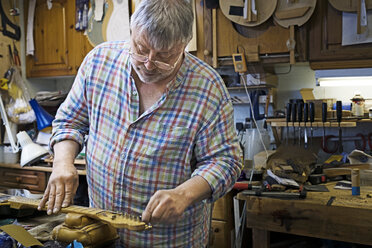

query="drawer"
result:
[210,220,231,248]
[212,192,233,220]
[0,168,46,193]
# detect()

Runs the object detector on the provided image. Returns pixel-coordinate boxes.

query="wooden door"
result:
[309,0,372,69]
[26,0,93,77]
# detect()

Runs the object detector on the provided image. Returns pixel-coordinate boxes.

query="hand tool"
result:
[291,102,297,145]
[322,102,327,149]
[309,102,315,147]
[336,100,343,153]
[303,103,309,149]
[297,101,303,146]
[242,189,307,199]
[286,102,292,145]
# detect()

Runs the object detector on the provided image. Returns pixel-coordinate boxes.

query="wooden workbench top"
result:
[237,182,372,246]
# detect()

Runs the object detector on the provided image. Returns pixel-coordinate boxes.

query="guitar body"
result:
[86,0,110,47]
[274,0,317,28]
[219,0,277,27]
[87,0,131,47]
[103,0,131,42]
[328,0,372,12]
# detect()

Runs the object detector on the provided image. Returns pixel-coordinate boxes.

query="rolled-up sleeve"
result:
[49,54,91,153]
[192,97,243,203]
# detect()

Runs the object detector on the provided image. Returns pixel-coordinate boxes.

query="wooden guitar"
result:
[1,194,151,231]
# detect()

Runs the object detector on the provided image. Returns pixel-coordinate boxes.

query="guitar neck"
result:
[6,195,151,231]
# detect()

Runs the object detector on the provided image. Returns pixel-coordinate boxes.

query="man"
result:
[39,0,242,247]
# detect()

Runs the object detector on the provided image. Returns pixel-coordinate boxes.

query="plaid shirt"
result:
[50,41,242,248]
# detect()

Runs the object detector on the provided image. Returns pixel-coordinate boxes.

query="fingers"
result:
[142,190,184,224]
[142,198,158,223]
[38,185,50,211]
[37,176,78,215]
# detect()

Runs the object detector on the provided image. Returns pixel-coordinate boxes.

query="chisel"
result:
[303,103,309,149]
[322,102,327,149]
[297,101,303,146]
[309,102,315,147]
[292,102,297,145]
[336,100,343,153]
[286,102,292,145]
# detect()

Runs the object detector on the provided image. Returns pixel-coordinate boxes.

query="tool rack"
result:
[266,118,361,147]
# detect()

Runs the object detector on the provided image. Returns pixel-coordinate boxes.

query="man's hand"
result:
[142,176,212,224]
[38,163,79,215]
[38,140,80,215]
[142,188,189,224]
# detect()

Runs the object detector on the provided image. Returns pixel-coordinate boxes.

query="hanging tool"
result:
[0,1,20,40]
[336,100,343,153]
[297,101,303,146]
[292,102,297,145]
[286,102,292,145]
[309,102,315,147]
[303,103,309,149]
[322,102,327,149]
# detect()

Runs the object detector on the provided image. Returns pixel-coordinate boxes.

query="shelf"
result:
[0,162,87,176]
[227,85,276,91]
[267,118,357,128]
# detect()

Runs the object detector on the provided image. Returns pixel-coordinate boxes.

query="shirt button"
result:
[132,91,137,96]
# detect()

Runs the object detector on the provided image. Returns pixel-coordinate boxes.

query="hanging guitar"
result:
[1,194,152,231]
[219,0,277,27]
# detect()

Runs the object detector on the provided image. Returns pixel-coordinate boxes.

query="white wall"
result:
[275,62,372,111]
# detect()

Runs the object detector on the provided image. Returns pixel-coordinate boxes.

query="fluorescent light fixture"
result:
[315,68,372,86]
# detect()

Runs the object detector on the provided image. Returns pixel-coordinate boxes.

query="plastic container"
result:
[0,145,19,164]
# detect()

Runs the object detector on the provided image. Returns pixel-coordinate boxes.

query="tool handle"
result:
[309,102,315,123]
[304,103,309,123]
[286,103,292,122]
[336,101,342,123]
[322,102,327,123]
[292,103,297,123]
[297,102,303,122]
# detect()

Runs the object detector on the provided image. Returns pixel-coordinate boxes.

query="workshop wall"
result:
[0,1,21,77]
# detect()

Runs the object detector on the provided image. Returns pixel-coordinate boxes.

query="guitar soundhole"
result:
[232,18,274,38]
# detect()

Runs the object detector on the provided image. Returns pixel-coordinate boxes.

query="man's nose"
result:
[144,51,157,70]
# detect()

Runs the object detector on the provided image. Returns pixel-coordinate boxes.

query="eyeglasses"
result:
[129,51,183,71]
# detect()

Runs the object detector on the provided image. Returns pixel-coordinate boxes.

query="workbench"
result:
[237,182,372,248]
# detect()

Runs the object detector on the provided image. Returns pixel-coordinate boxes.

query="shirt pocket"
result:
[146,123,193,160]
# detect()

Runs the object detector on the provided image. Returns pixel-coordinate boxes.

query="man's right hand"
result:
[38,140,81,215]
[38,163,79,214]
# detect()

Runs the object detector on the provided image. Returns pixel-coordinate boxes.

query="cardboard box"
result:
[299,88,336,120]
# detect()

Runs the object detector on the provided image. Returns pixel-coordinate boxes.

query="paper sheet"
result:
[342,10,372,46]
[0,224,43,247]
[94,0,105,21]
[26,0,36,56]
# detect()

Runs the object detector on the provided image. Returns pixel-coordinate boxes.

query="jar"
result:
[351,93,365,117]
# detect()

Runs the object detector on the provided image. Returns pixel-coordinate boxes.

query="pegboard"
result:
[0,0,21,77]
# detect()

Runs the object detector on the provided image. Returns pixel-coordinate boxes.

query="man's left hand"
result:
[142,189,189,224]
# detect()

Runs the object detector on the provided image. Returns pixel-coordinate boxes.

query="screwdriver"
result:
[309,102,315,147]
[303,103,309,149]
[292,102,297,145]
[297,101,303,146]
[322,102,327,149]
[336,101,343,153]
[286,102,292,145]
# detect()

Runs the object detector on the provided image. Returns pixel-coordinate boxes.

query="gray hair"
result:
[130,0,194,50]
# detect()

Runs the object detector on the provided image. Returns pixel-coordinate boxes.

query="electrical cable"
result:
[240,73,270,183]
